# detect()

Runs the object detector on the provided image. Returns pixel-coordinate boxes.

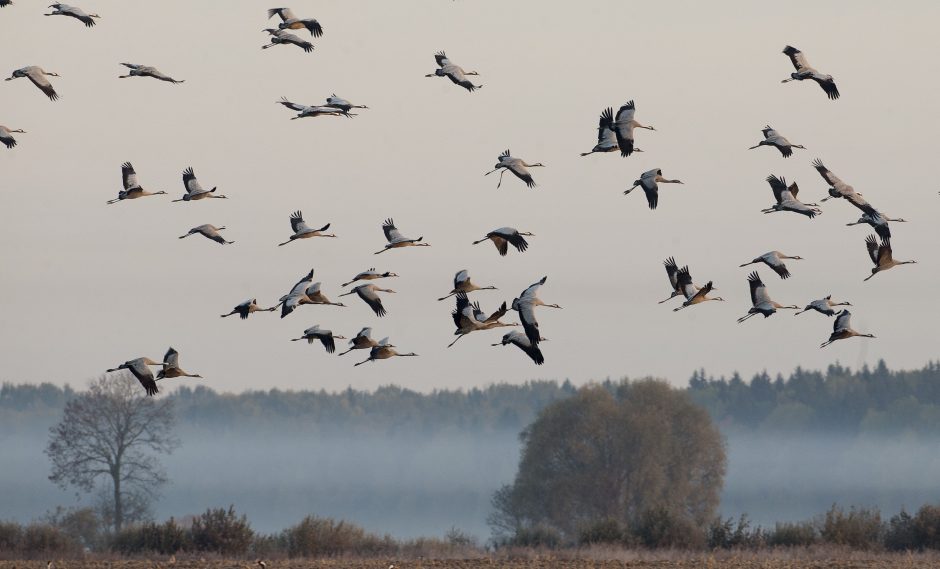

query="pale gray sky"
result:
[2,1,938,393]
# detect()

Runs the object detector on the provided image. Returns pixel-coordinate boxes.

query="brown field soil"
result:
[3,554,939,569]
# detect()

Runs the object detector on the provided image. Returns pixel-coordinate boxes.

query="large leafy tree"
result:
[45,376,179,531]
[490,379,726,540]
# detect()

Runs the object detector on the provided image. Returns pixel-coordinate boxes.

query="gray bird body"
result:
[45,4,100,27]
[748,126,804,157]
[179,224,233,245]
[781,46,839,100]
[0,125,26,149]
[426,51,481,92]
[106,357,163,396]
[119,63,184,83]
[820,310,875,348]
[157,347,202,379]
[276,97,345,118]
[221,298,276,319]
[262,29,314,53]
[291,325,346,354]
[492,331,545,365]
[6,66,60,101]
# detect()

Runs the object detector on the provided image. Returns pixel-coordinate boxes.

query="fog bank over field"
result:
[1,428,520,538]
[4,427,940,538]
[720,433,940,527]
[5,364,940,537]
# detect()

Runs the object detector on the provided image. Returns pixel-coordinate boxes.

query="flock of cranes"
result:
[640,46,915,355]
[2,2,919,397]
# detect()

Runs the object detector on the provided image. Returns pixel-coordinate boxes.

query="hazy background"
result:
[5,426,940,538]
[4,367,940,540]
[1,1,938,393]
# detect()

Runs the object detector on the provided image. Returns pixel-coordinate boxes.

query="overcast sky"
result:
[2,1,938,394]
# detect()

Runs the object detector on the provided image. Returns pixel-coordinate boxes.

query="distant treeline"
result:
[687,360,940,435]
[3,359,940,435]
[0,380,577,435]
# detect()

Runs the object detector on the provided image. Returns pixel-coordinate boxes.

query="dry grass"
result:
[3,549,940,569]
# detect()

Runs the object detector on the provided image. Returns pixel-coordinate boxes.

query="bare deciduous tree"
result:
[45,375,179,531]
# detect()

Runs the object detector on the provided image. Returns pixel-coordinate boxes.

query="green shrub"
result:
[633,507,703,549]
[0,521,23,552]
[283,514,395,557]
[400,536,474,557]
[190,506,254,554]
[767,521,817,547]
[42,507,102,551]
[578,518,625,546]
[506,524,562,548]
[21,524,78,555]
[445,526,478,548]
[885,509,917,551]
[820,504,883,549]
[912,504,940,550]
[110,523,154,555]
[707,514,762,549]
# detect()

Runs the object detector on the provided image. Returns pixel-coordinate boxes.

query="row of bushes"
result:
[1,506,479,558]
[709,504,940,551]
[5,503,940,557]
[501,504,940,552]
[0,521,86,557]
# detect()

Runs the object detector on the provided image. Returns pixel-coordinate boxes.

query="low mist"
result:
[721,432,940,527]
[4,426,940,538]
